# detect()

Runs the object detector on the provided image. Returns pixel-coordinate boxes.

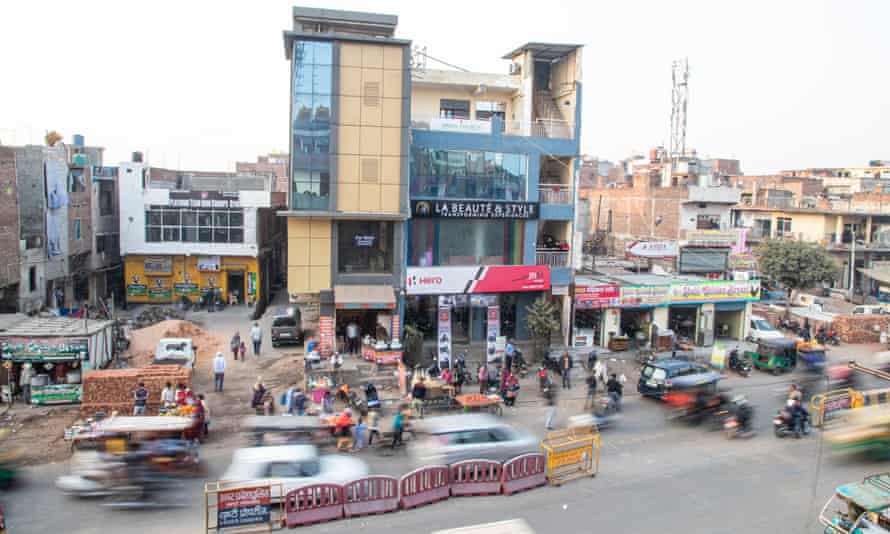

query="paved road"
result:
[4,348,888,533]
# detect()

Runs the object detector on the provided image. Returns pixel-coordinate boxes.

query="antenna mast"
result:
[669,58,689,164]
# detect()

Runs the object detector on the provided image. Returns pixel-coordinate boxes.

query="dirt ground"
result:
[0,406,80,466]
[127,319,228,368]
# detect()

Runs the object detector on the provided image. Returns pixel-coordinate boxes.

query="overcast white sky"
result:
[1,0,888,174]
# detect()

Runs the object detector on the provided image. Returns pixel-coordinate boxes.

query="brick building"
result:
[236,153,288,194]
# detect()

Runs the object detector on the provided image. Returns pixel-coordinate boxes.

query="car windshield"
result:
[753,320,775,331]
[264,460,320,478]
[273,317,297,327]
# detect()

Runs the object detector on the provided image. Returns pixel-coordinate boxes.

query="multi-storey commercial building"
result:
[236,152,289,194]
[280,8,411,350]
[119,157,285,312]
[0,136,121,313]
[404,42,583,359]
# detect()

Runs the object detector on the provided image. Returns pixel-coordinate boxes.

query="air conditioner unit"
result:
[509,63,521,75]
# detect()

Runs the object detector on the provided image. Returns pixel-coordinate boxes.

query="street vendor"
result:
[411,379,427,414]
[332,409,354,438]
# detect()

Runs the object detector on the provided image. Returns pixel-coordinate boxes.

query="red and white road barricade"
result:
[501,453,547,496]
[343,476,399,518]
[399,465,450,510]
[449,459,503,496]
[284,483,344,528]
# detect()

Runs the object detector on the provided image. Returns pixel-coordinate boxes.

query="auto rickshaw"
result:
[824,406,890,460]
[0,430,21,490]
[745,338,798,375]
[819,472,890,533]
[798,342,828,374]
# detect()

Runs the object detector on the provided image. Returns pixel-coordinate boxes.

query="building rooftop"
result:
[0,315,114,337]
[411,68,519,91]
[502,42,582,61]
[292,6,398,34]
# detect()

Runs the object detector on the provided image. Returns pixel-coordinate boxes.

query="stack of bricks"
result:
[831,315,890,344]
[80,366,191,416]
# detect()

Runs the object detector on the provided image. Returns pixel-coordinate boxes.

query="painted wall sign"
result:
[197,256,221,272]
[684,229,745,250]
[625,241,679,259]
[144,256,172,274]
[406,265,551,295]
[619,285,671,308]
[669,280,761,303]
[574,285,620,309]
[411,200,539,220]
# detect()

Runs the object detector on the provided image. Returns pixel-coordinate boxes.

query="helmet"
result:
[786,399,795,407]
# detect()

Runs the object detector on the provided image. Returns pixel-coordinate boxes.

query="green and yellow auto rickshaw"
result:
[820,472,890,533]
[745,338,798,375]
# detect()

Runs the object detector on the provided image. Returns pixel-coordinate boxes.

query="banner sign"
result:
[684,229,744,249]
[625,241,678,259]
[198,256,221,272]
[574,285,620,309]
[174,283,198,296]
[127,284,147,296]
[486,305,500,363]
[216,485,271,529]
[149,287,172,300]
[353,235,376,247]
[669,280,761,303]
[411,199,539,220]
[144,256,172,274]
[1,337,88,360]
[406,266,550,295]
[247,272,257,297]
[619,285,670,308]
[437,297,451,366]
[728,253,757,270]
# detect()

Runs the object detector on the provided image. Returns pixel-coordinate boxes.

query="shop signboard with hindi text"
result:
[619,285,670,308]
[684,229,745,251]
[669,280,761,303]
[1,337,88,361]
[625,240,679,259]
[574,285,620,309]
[215,485,272,530]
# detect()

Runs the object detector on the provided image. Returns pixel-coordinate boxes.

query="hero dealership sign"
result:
[406,266,550,295]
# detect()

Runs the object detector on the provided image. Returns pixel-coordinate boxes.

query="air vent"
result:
[361,158,379,183]
[363,82,380,107]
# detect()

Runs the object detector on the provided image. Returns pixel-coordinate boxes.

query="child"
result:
[239,341,247,361]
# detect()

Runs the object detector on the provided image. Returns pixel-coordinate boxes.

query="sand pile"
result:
[127,319,227,368]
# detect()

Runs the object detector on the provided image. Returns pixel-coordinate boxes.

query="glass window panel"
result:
[229,228,244,243]
[148,210,162,226]
[338,221,393,273]
[213,212,228,227]
[313,94,331,124]
[182,227,198,242]
[213,228,228,243]
[163,209,180,226]
[162,227,180,241]
[198,211,213,227]
[293,63,314,94]
[229,211,243,227]
[181,210,197,226]
[313,42,332,65]
[293,93,314,127]
[312,65,332,95]
[198,228,213,242]
[146,227,161,242]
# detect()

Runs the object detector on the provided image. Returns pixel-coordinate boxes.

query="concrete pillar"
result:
[866,215,873,244]
[652,306,669,330]
[699,303,715,346]
[603,308,620,347]
[742,302,752,339]
[835,217,844,244]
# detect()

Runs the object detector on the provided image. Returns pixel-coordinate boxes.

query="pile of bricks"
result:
[831,315,890,344]
[80,365,191,416]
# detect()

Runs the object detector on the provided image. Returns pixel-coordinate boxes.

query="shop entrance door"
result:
[451,295,470,346]
[227,271,245,304]
[669,306,699,341]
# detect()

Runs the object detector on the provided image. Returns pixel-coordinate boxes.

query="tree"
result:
[525,296,560,361]
[403,324,424,367]
[755,240,840,303]
[44,130,63,147]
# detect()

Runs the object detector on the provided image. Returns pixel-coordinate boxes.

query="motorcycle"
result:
[727,349,752,377]
[724,400,755,439]
[542,352,562,374]
[779,318,800,332]
[512,349,529,378]
[363,384,381,412]
[774,408,810,438]
[816,327,840,346]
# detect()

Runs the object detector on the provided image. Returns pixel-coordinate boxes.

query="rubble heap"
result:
[132,307,185,329]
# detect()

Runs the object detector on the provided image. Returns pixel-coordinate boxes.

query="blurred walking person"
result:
[213,351,226,392]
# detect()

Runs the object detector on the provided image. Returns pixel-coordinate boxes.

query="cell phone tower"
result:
[669,58,689,164]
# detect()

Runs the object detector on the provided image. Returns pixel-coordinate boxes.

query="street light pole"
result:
[849,236,856,300]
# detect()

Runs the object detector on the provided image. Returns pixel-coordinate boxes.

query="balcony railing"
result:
[536,249,569,268]
[411,116,574,140]
[538,184,572,205]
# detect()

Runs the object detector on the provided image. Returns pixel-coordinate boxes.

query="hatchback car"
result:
[637,359,722,399]
[411,414,538,466]
[271,306,303,347]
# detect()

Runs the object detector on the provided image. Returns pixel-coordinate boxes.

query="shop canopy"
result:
[334,285,396,309]
[859,267,890,286]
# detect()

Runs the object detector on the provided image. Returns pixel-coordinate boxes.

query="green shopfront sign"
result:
[31,384,82,405]
[669,280,761,303]
[1,337,88,360]
[149,287,172,300]
[174,283,198,296]
[127,284,147,296]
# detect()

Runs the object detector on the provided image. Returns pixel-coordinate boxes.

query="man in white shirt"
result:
[250,323,263,357]
[161,382,176,409]
[213,352,227,392]
[346,321,359,355]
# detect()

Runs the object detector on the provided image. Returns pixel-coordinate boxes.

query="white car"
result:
[410,414,538,466]
[221,445,367,499]
[748,315,785,342]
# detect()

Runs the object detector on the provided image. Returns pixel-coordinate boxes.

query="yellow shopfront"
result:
[124,254,261,305]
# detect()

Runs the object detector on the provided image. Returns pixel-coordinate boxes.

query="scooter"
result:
[727,349,752,377]
[512,349,529,378]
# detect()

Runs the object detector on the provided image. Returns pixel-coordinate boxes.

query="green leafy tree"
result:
[403,324,424,367]
[755,240,840,303]
[526,296,560,361]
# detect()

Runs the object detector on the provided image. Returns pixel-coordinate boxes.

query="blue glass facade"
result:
[410,147,528,201]
[291,41,333,210]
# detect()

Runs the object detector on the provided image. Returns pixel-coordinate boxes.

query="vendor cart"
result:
[455,393,503,416]
[820,473,890,533]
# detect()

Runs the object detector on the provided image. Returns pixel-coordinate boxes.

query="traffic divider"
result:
[399,465,450,510]
[449,460,502,496]
[284,483,343,528]
[343,476,399,518]
[501,453,547,496]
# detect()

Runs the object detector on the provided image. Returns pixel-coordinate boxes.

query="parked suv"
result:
[271,307,302,347]
[637,359,722,399]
